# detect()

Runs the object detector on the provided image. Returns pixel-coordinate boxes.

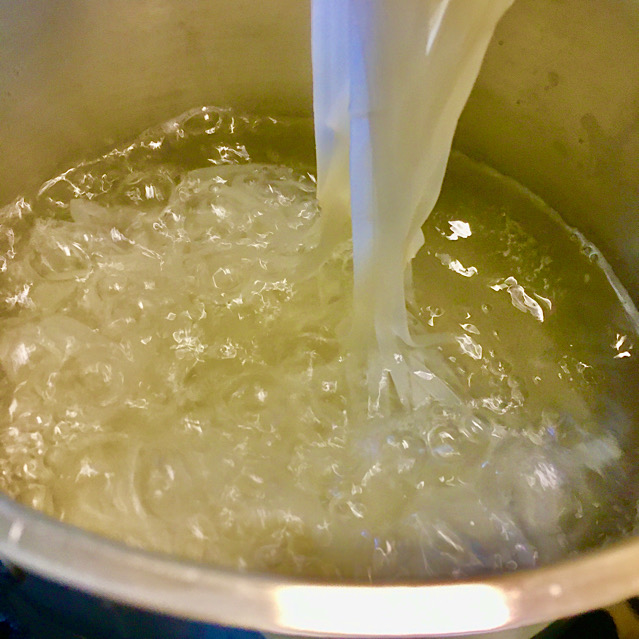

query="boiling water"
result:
[0,108,637,579]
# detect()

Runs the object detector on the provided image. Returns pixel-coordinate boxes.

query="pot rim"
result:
[0,494,637,637]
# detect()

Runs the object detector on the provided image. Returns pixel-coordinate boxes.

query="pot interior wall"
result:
[0,0,313,202]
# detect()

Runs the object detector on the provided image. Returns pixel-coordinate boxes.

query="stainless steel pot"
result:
[0,0,638,637]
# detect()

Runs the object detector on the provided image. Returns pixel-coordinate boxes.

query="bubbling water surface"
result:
[0,108,637,579]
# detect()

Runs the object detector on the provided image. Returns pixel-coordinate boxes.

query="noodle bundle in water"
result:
[312,0,513,410]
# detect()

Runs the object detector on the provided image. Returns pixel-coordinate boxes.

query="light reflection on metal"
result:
[275,583,511,636]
